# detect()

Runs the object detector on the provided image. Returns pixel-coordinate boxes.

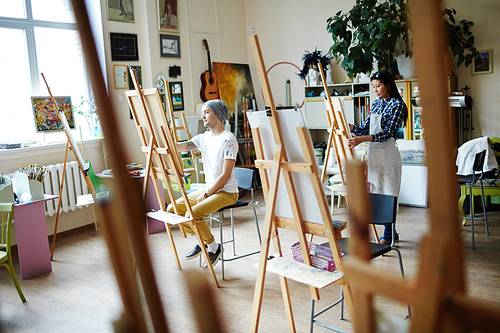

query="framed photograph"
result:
[472,50,493,75]
[159,34,180,58]
[110,33,139,61]
[158,0,179,33]
[106,0,134,23]
[169,81,184,111]
[31,96,75,132]
[128,65,142,89]
[113,65,128,89]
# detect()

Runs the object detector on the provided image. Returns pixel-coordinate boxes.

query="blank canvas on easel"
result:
[247,109,324,224]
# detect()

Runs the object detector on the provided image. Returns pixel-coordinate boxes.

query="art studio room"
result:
[1,0,500,332]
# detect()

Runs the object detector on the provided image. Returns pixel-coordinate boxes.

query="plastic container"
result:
[291,241,338,272]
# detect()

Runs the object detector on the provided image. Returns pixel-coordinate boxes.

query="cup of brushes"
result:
[2,165,48,203]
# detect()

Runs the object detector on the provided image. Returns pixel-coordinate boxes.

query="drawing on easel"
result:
[31,96,75,132]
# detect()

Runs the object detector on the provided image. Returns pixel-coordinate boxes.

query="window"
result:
[0,0,96,144]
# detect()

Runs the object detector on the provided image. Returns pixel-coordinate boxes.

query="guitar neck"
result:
[206,51,213,80]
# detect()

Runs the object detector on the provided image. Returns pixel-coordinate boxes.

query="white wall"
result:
[244,0,355,110]
[443,0,500,138]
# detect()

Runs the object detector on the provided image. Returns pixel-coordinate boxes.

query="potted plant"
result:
[73,96,100,136]
[298,49,332,85]
[326,1,478,79]
[443,8,478,68]
[326,0,411,78]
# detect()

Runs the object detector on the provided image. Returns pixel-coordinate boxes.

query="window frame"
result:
[0,0,102,143]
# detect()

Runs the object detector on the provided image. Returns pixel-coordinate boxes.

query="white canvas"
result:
[247,109,324,224]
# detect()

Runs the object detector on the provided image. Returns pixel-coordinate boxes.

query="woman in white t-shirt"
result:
[168,99,238,269]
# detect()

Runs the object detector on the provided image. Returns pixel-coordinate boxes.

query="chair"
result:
[310,193,405,332]
[457,149,497,250]
[0,203,26,302]
[210,167,261,280]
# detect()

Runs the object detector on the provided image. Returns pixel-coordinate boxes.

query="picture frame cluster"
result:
[107,0,182,111]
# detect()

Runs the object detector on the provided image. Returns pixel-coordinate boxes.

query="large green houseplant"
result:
[326,0,411,78]
[443,8,478,68]
[327,1,478,78]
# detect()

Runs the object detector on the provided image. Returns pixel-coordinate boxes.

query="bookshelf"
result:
[303,82,371,130]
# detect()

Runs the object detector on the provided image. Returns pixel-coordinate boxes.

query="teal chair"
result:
[0,203,26,302]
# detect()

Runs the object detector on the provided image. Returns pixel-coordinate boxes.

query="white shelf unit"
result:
[303,83,371,130]
[368,76,457,141]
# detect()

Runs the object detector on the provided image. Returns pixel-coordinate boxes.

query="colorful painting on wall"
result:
[212,62,256,115]
[31,96,75,132]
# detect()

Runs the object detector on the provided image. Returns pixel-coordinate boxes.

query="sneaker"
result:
[185,244,203,260]
[201,243,223,270]
[375,233,399,243]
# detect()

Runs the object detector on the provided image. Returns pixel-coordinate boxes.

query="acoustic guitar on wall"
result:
[200,39,220,102]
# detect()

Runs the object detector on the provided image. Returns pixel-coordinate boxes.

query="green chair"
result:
[0,203,26,302]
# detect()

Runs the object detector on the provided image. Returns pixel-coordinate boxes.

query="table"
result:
[458,183,500,222]
[96,173,165,234]
[14,194,58,279]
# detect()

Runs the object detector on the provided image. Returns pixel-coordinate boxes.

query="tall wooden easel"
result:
[162,77,198,178]
[341,0,500,332]
[247,34,355,332]
[317,63,380,242]
[125,68,220,288]
[317,62,356,186]
[41,74,100,260]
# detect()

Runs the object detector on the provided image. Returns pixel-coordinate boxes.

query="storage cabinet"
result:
[303,83,370,129]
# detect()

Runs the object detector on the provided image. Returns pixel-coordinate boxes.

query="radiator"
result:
[42,161,90,216]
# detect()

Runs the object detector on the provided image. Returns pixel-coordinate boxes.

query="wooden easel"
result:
[247,34,355,332]
[317,63,380,242]
[125,68,220,288]
[41,74,100,260]
[341,0,500,332]
[161,78,197,176]
[317,62,356,186]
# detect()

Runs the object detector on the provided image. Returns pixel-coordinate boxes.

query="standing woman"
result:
[347,70,408,245]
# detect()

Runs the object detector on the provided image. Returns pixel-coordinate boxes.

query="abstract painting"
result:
[31,96,75,132]
[212,62,256,115]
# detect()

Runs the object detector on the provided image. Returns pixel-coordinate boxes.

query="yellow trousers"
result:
[167,188,238,244]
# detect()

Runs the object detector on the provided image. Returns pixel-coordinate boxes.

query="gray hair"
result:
[205,99,228,122]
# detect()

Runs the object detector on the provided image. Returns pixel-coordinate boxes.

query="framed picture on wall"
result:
[106,0,134,23]
[110,33,139,61]
[159,34,180,58]
[128,65,142,89]
[113,65,128,89]
[472,50,493,74]
[157,0,179,33]
[169,81,184,111]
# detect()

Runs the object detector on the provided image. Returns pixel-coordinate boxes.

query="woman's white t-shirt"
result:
[191,129,239,193]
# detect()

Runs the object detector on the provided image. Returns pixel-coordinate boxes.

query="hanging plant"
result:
[298,49,332,80]
[443,8,478,68]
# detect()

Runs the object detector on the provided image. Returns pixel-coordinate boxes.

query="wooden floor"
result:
[1,190,500,332]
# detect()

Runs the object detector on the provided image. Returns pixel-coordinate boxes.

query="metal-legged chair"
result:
[457,149,497,249]
[0,203,26,302]
[211,167,261,280]
[310,193,406,332]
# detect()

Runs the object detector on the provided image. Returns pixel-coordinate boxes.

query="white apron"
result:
[367,113,402,197]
